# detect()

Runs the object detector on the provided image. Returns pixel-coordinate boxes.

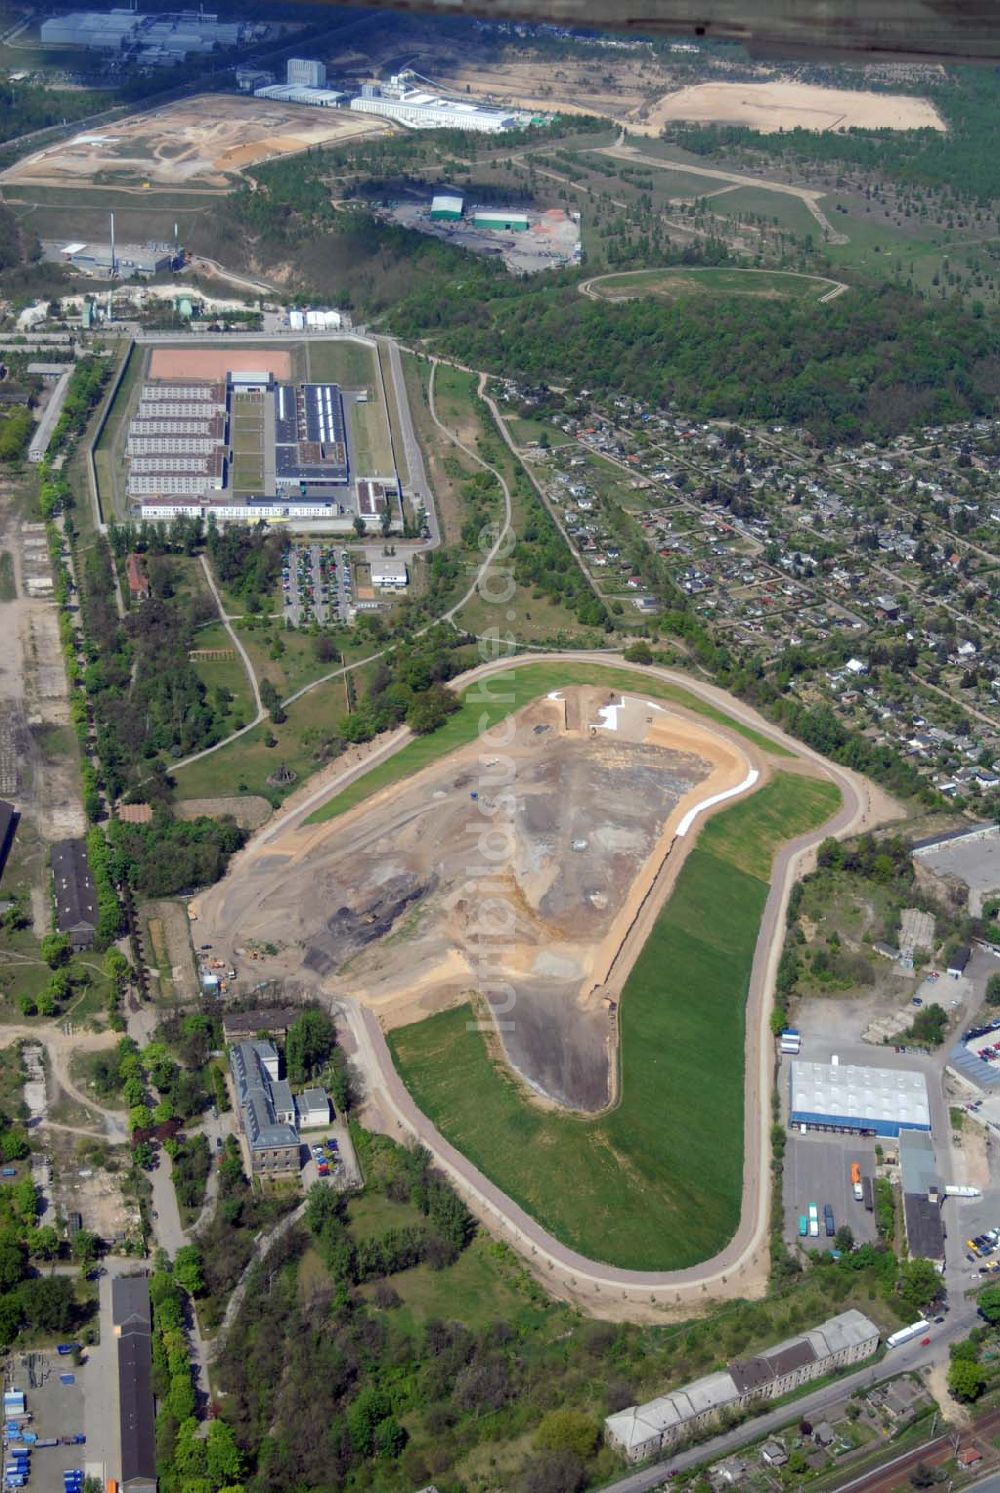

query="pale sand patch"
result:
[0,93,387,192]
[643,80,945,135]
[175,795,272,831]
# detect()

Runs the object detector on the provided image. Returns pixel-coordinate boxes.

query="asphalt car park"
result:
[282,544,355,626]
[784,1131,879,1253]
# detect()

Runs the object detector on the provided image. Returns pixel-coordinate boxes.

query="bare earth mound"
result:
[0,94,388,193]
[644,80,945,134]
[193,687,754,1113]
[174,795,272,831]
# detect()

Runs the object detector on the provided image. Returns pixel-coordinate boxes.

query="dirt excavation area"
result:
[1,94,388,193]
[644,80,945,134]
[193,687,753,1113]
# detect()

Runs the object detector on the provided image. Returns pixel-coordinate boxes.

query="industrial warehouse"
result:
[40,7,267,62]
[388,191,583,273]
[789,1060,931,1137]
[606,1311,881,1463]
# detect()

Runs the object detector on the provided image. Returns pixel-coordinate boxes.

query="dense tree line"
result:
[0,81,109,147]
[0,407,33,463]
[206,522,283,608]
[394,281,999,444]
[108,813,244,898]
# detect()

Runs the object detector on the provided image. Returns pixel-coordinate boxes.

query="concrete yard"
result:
[7,1347,91,1489]
[917,827,1000,914]
[783,1131,878,1254]
[387,202,581,274]
[193,686,751,1113]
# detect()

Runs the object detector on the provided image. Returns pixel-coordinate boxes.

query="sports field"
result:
[306,661,792,827]
[390,770,840,1270]
[586,266,840,302]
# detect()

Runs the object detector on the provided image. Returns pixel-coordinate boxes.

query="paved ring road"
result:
[295,649,876,1313]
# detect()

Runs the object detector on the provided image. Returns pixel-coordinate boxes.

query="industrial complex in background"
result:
[40,6,271,64]
[240,59,544,133]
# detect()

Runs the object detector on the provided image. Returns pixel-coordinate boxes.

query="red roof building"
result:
[126,553,150,601]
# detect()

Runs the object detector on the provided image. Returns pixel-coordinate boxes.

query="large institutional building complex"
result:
[123,364,395,529]
[606,1310,880,1463]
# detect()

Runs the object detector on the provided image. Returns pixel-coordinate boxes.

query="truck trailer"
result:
[885,1319,930,1349]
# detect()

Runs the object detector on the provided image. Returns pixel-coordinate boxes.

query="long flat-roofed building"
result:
[606,1310,879,1463]
[112,1276,157,1493]
[789,1060,930,1137]
[900,1129,946,1265]
[51,837,97,952]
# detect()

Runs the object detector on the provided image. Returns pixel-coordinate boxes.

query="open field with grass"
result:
[3,184,220,249]
[390,771,840,1269]
[229,397,265,496]
[303,339,381,390]
[588,266,839,302]
[347,393,394,477]
[188,622,252,725]
[172,655,373,802]
[92,339,145,522]
[709,185,820,236]
[307,661,792,826]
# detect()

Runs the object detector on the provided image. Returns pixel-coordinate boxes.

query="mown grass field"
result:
[307,661,791,825]
[390,771,840,1269]
[591,266,836,301]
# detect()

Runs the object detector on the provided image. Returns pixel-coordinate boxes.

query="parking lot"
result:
[784,1131,879,1253]
[4,1348,90,1490]
[282,543,352,626]
[299,1114,361,1192]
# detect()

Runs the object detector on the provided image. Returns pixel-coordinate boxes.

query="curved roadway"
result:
[215,648,879,1315]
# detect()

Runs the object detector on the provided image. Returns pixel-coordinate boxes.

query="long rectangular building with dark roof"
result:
[112,1276,157,1493]
[605,1310,880,1463]
[51,837,97,951]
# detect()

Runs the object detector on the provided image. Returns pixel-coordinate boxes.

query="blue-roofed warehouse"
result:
[789,1060,930,1138]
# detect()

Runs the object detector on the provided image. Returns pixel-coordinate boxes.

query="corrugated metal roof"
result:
[790,1060,930,1130]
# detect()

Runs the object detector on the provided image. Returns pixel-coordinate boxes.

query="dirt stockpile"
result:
[194,688,752,1114]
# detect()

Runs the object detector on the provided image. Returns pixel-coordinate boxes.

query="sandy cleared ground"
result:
[175,795,272,831]
[193,687,747,1113]
[148,346,291,381]
[0,94,388,193]
[643,80,945,134]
